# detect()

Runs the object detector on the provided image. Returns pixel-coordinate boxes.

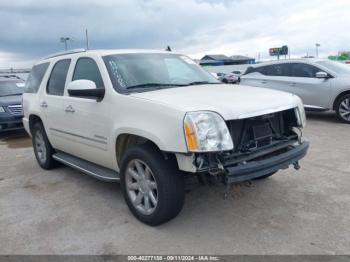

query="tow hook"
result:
[293,161,301,170]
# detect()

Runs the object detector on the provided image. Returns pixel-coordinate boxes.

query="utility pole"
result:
[289,47,291,59]
[85,29,89,50]
[315,43,320,58]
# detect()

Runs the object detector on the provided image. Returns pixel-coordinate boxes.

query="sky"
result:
[0,0,349,69]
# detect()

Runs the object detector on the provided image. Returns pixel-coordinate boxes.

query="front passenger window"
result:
[290,63,319,78]
[73,58,104,88]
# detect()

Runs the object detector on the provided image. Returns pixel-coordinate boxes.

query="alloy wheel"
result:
[35,130,47,164]
[339,98,350,122]
[125,159,158,215]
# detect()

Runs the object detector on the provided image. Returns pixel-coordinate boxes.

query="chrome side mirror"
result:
[315,71,328,79]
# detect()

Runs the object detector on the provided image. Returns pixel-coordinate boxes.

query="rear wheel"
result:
[120,144,185,226]
[335,94,350,124]
[32,122,58,169]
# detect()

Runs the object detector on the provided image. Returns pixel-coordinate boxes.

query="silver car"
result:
[240,59,350,123]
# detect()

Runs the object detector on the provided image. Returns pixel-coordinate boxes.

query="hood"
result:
[130,84,302,120]
[0,94,22,106]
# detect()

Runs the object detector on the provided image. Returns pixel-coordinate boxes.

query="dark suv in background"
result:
[0,75,25,132]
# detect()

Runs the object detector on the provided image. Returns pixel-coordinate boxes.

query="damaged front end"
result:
[189,108,309,184]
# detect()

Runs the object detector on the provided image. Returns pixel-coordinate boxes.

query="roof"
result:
[40,48,180,62]
[200,55,232,61]
[249,58,328,68]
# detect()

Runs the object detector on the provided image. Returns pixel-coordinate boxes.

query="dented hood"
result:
[130,84,303,120]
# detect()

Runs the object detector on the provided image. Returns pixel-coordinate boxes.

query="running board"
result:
[52,152,120,182]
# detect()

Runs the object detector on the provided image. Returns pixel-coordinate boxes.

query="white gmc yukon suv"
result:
[23,49,309,225]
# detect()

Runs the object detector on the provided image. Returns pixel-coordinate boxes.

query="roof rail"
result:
[42,48,86,60]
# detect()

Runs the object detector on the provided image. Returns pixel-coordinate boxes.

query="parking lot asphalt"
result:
[0,112,349,255]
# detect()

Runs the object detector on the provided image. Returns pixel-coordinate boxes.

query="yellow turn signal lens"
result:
[184,122,198,151]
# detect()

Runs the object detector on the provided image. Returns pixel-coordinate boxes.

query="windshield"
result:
[103,53,219,92]
[316,60,350,75]
[0,81,25,96]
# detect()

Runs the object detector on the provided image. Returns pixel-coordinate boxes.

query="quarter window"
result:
[25,62,50,93]
[47,59,71,96]
[72,58,104,88]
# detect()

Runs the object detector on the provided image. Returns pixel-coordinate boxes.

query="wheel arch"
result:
[333,90,350,110]
[28,114,43,135]
[115,133,178,170]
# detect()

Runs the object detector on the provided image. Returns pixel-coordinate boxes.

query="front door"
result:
[287,63,331,109]
[61,57,113,168]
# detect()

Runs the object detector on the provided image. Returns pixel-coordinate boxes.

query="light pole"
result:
[60,37,73,50]
[315,43,320,58]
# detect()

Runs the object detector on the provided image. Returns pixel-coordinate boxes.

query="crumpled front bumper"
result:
[224,141,309,184]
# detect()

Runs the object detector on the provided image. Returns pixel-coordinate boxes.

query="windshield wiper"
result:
[186,81,221,86]
[126,83,185,90]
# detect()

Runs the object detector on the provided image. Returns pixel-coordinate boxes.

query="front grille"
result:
[226,108,298,153]
[7,105,23,115]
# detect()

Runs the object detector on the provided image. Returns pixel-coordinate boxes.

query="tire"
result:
[335,94,350,124]
[254,171,277,180]
[222,78,228,83]
[32,122,58,169]
[120,143,185,226]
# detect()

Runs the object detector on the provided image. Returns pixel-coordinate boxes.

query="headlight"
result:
[295,106,306,128]
[0,107,5,113]
[184,111,233,152]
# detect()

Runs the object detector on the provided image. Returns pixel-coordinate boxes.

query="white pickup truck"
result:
[23,49,309,225]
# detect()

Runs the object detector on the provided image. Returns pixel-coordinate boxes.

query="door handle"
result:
[260,81,267,84]
[40,101,48,108]
[289,82,297,86]
[65,105,75,113]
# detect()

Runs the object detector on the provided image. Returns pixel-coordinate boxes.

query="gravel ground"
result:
[0,112,349,255]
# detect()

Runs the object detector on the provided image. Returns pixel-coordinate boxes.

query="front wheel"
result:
[120,144,185,226]
[335,94,350,124]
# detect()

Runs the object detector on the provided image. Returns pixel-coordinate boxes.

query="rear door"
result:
[241,63,291,92]
[41,59,72,151]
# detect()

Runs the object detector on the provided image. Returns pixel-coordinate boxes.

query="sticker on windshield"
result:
[180,56,196,65]
[109,60,127,88]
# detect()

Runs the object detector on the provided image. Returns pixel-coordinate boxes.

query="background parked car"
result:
[0,75,25,131]
[218,70,242,84]
[240,59,350,123]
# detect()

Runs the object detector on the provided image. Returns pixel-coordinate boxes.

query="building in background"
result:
[229,55,255,65]
[199,55,233,66]
[199,54,255,66]
[199,54,255,76]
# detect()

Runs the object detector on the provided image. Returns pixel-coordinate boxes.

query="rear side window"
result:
[25,62,50,93]
[47,59,71,96]
[72,58,104,88]
[289,63,320,78]
[256,64,289,76]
